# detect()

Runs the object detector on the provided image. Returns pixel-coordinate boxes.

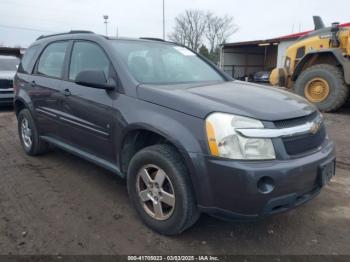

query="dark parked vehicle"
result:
[14,31,336,235]
[253,71,271,83]
[0,55,19,105]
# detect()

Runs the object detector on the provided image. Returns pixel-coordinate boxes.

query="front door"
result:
[60,41,117,161]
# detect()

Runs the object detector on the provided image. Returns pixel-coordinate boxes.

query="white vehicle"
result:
[0,55,19,105]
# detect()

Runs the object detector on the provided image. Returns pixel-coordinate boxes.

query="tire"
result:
[294,64,349,112]
[127,144,199,235]
[18,109,50,156]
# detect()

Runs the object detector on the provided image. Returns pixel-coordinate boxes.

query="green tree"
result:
[199,44,210,59]
[209,46,221,64]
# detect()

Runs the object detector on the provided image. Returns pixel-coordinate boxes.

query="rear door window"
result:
[37,41,68,78]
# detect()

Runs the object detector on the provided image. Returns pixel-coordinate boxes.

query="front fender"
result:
[115,96,206,155]
[113,97,210,205]
[119,122,193,155]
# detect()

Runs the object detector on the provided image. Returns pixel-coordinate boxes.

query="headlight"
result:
[205,113,276,160]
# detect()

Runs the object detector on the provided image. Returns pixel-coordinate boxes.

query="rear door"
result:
[59,41,116,161]
[31,41,69,136]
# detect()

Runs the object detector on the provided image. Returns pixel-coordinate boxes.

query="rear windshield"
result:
[110,40,224,85]
[0,56,19,71]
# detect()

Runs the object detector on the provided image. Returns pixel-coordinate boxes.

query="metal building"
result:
[219,31,311,80]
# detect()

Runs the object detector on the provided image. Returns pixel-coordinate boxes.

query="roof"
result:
[34,31,176,47]
[222,39,280,48]
[277,22,350,40]
[223,22,350,48]
[36,30,94,40]
[277,30,313,40]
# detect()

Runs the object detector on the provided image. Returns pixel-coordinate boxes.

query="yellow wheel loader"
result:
[270,17,350,112]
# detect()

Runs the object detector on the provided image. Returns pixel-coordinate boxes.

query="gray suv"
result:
[14,31,336,235]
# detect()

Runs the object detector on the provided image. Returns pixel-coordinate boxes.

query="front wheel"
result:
[294,64,349,112]
[127,144,199,235]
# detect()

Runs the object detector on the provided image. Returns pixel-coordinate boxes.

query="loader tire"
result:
[294,64,349,112]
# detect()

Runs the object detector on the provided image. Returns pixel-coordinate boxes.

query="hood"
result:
[137,80,316,121]
[0,71,16,80]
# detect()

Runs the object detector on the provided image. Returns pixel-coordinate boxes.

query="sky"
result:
[0,0,349,47]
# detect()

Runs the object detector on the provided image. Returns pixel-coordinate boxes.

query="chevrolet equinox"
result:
[14,31,336,235]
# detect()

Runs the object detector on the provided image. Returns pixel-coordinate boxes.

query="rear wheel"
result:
[18,109,50,156]
[294,64,349,112]
[127,144,199,235]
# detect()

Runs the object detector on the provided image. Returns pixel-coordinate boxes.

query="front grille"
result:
[274,111,318,128]
[274,112,326,156]
[282,124,326,155]
[0,79,13,89]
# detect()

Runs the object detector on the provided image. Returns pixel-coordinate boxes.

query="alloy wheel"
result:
[136,164,176,220]
[21,118,32,149]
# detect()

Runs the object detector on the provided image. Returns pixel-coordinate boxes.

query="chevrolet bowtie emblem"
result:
[309,121,321,135]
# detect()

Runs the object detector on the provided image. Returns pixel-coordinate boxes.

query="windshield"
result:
[0,56,19,71]
[111,40,225,84]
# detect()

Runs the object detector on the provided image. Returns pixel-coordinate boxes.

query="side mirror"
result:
[75,70,115,90]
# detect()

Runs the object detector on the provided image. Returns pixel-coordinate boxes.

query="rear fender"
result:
[14,90,34,117]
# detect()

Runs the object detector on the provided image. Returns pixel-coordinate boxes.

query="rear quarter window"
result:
[18,45,39,74]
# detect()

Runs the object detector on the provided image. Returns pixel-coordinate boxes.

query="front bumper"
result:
[189,140,336,220]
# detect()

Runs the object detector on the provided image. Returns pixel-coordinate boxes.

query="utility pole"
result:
[103,15,109,36]
[162,0,165,40]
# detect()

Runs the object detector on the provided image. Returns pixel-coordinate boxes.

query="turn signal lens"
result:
[206,121,219,156]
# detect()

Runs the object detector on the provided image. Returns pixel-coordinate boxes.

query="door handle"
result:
[62,88,71,96]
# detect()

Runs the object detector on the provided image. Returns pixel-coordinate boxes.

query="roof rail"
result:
[139,37,166,42]
[36,30,95,40]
